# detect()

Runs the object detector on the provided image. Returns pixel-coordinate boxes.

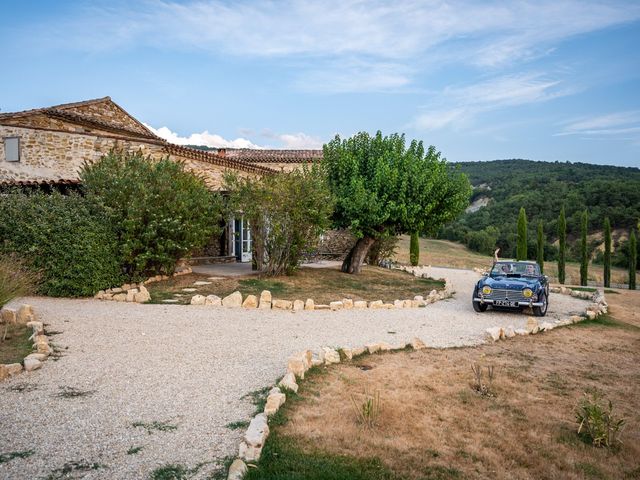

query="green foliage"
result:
[0,450,34,464]
[603,218,611,288]
[0,192,123,297]
[630,229,637,290]
[0,254,38,308]
[580,210,589,286]
[81,150,221,279]
[576,392,626,449]
[537,221,545,274]
[409,232,419,266]
[558,207,567,284]
[440,160,640,257]
[323,132,470,273]
[516,207,527,261]
[226,165,334,276]
[465,226,499,255]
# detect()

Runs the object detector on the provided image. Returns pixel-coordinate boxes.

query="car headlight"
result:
[523,288,533,298]
[482,286,492,295]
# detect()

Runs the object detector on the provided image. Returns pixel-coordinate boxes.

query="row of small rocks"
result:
[484,287,608,342]
[93,267,193,303]
[191,288,448,311]
[0,305,53,381]
[226,336,429,480]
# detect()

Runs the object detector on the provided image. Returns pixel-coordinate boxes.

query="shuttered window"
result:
[4,137,20,162]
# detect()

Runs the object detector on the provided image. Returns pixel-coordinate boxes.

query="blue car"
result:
[472,260,549,317]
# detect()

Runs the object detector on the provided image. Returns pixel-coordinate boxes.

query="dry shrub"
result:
[0,254,38,308]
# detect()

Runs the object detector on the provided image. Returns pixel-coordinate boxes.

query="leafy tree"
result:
[537,220,545,274]
[409,232,419,266]
[558,207,567,284]
[81,150,222,279]
[630,229,637,290]
[580,210,589,286]
[517,207,527,261]
[603,217,611,288]
[225,165,333,276]
[323,132,471,274]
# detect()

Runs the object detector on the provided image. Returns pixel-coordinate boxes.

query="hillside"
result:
[441,159,640,264]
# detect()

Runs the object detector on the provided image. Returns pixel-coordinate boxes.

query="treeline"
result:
[440,159,640,267]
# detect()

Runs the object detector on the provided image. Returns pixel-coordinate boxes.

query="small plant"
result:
[225,420,250,430]
[471,362,496,397]
[132,420,178,434]
[576,392,626,448]
[127,446,143,455]
[56,386,95,399]
[0,254,38,308]
[349,388,382,428]
[0,450,35,464]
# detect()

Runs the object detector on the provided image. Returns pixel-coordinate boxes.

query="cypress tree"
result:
[580,210,588,286]
[409,231,419,266]
[630,229,637,290]
[558,207,566,284]
[603,218,611,288]
[517,207,527,261]
[537,220,545,274]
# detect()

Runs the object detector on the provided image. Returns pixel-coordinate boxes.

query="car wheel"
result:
[472,289,488,312]
[533,291,548,317]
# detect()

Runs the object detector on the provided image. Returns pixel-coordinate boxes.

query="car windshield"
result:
[491,262,539,277]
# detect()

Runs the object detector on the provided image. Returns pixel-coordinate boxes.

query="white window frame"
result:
[4,137,20,162]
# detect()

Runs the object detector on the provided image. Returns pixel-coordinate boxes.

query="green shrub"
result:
[536,220,545,274]
[81,151,222,279]
[580,210,588,286]
[558,207,567,284]
[603,217,611,288]
[576,392,625,448]
[0,192,123,297]
[409,232,419,266]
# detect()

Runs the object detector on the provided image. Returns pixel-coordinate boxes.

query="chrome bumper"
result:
[473,297,544,307]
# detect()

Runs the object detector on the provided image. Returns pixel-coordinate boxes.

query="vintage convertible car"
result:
[472,260,549,317]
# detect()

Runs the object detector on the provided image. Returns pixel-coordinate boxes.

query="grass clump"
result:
[150,464,189,480]
[471,363,496,397]
[56,386,96,399]
[44,461,105,479]
[574,314,639,331]
[349,389,382,428]
[576,392,626,449]
[132,420,178,435]
[127,446,143,455]
[225,420,249,430]
[0,450,35,464]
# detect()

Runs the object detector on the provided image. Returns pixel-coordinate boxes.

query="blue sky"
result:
[1,0,639,166]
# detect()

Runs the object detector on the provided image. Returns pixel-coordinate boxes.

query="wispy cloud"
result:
[555,111,640,137]
[412,73,574,130]
[26,0,640,93]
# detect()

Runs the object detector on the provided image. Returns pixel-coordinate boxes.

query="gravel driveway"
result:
[0,267,588,479]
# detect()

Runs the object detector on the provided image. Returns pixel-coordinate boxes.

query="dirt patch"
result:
[278,321,640,479]
[148,266,444,305]
[0,323,32,364]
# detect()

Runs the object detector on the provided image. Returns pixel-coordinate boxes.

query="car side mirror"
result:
[482,272,489,277]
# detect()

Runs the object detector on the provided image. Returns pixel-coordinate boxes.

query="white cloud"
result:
[145,124,262,148]
[276,133,323,149]
[555,111,640,137]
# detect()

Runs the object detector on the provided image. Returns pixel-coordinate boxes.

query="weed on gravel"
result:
[44,461,105,479]
[7,382,38,393]
[150,459,228,480]
[242,386,271,415]
[0,450,34,464]
[225,420,250,430]
[132,420,178,435]
[127,446,143,455]
[55,386,96,398]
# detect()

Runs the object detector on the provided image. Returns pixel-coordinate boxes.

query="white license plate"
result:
[494,300,518,307]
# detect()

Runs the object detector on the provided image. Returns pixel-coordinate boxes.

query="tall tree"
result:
[537,220,545,274]
[558,207,567,284]
[580,210,589,286]
[630,229,637,290]
[409,232,420,266]
[323,132,471,274]
[603,217,611,288]
[516,207,527,261]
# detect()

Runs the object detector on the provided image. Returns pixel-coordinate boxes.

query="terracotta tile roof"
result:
[0,97,111,119]
[220,148,323,163]
[164,144,277,175]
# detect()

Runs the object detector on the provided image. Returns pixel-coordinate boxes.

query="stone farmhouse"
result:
[0,97,325,263]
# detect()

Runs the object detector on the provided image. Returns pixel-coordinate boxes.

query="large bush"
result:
[0,192,123,297]
[226,165,334,276]
[81,151,222,279]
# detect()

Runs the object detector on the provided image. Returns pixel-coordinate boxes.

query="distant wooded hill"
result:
[440,159,640,265]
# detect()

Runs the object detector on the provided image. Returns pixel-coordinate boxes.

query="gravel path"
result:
[0,267,588,479]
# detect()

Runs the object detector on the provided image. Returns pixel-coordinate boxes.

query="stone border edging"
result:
[93,267,193,303]
[0,304,53,381]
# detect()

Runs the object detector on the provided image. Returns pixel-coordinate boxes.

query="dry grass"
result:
[0,323,32,364]
[394,236,636,286]
[148,266,444,305]
[277,307,640,479]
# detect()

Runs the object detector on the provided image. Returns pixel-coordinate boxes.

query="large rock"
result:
[539,322,555,331]
[27,321,44,335]
[526,317,539,334]
[222,291,243,308]
[227,458,248,480]
[293,300,305,311]
[134,285,151,303]
[329,301,343,310]
[0,307,17,324]
[586,310,597,320]
[4,363,23,376]
[259,290,272,309]
[242,295,258,308]
[16,305,35,324]
[342,298,354,309]
[504,325,516,338]
[352,346,366,356]
[0,365,7,381]
[272,299,293,310]
[304,299,315,311]
[393,299,404,309]
[23,357,42,372]
[403,300,413,308]
[410,337,426,350]
[278,372,298,392]
[514,328,529,336]
[25,353,47,362]
[264,391,286,416]
[287,355,307,378]
[484,327,502,342]
[365,343,381,354]
[322,347,340,364]
[241,414,269,461]
[190,295,206,305]
[368,300,384,309]
[205,295,222,306]
[126,288,139,302]
[113,293,127,302]
[353,300,367,309]
[341,348,353,360]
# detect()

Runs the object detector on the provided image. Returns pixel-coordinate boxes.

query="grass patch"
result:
[44,461,105,479]
[242,386,271,415]
[571,287,597,292]
[604,289,620,294]
[574,314,640,331]
[127,446,143,455]
[7,382,37,393]
[150,464,190,480]
[575,462,606,479]
[55,386,96,399]
[0,323,33,364]
[132,420,178,435]
[0,450,34,464]
[225,420,250,430]
[147,266,445,305]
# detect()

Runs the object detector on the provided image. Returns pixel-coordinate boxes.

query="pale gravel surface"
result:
[0,267,588,479]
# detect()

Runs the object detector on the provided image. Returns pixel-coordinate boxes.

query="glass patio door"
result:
[233,216,252,263]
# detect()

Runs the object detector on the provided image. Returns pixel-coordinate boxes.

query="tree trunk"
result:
[341,236,376,274]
